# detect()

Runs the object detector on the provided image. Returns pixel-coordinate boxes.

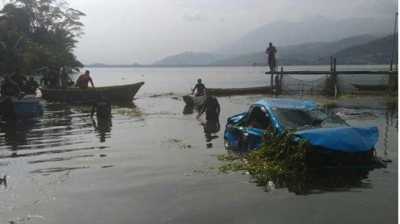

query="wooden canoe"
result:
[206,86,272,96]
[40,82,144,103]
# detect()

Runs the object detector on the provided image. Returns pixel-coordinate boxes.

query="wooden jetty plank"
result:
[265,70,398,75]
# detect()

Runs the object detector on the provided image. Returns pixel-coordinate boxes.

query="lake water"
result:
[78,64,391,95]
[0,66,397,223]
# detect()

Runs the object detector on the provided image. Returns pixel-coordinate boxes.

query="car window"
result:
[246,106,272,130]
[272,108,347,130]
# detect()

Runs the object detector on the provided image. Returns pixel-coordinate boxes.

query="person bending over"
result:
[192,78,206,96]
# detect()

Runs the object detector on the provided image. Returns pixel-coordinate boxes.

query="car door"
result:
[224,105,274,151]
[243,105,273,150]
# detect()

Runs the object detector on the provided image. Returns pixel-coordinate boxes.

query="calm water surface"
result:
[80,65,391,95]
[0,66,397,224]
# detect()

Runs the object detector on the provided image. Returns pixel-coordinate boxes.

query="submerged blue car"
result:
[224,99,379,154]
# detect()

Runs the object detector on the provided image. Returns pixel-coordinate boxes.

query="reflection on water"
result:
[0,102,143,179]
[202,119,220,148]
[0,119,39,150]
[384,107,398,157]
[0,94,397,224]
[30,166,89,175]
[92,117,112,143]
[279,167,374,195]
[0,175,7,188]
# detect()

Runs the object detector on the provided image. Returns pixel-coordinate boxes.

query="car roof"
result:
[255,98,317,110]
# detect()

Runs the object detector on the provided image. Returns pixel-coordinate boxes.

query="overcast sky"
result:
[63,0,397,64]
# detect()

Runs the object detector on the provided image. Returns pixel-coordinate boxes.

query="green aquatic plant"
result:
[218,131,383,194]
[219,131,311,189]
[322,101,337,109]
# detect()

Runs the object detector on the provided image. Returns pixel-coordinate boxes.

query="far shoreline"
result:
[84,64,394,69]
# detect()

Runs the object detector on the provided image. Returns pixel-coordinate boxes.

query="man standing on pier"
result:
[266,42,277,73]
[266,42,277,91]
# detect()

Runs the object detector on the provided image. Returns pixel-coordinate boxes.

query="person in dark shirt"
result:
[76,70,95,89]
[23,77,39,95]
[192,78,206,96]
[266,42,277,73]
[91,99,112,119]
[198,95,220,122]
[197,95,221,148]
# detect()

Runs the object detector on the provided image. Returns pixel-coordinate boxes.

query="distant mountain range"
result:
[87,17,397,67]
[153,51,226,66]
[86,62,143,68]
[217,16,393,55]
[212,34,396,66]
[331,34,398,64]
[148,34,396,67]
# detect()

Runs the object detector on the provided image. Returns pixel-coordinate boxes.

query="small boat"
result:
[207,86,272,96]
[352,84,387,91]
[41,82,144,103]
[182,95,206,108]
[0,95,43,120]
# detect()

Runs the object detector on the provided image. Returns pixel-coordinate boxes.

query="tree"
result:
[0,0,85,79]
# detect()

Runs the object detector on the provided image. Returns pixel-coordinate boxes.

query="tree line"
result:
[0,0,85,78]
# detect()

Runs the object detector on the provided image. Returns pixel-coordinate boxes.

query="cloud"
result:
[183,11,205,22]
[67,0,397,64]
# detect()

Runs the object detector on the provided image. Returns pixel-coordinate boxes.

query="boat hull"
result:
[182,95,206,108]
[41,82,144,103]
[14,96,43,118]
[0,96,43,120]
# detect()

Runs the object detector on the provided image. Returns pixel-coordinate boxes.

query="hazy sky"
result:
[62,0,396,64]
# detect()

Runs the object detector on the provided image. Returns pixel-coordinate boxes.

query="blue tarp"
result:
[255,99,317,110]
[295,126,379,153]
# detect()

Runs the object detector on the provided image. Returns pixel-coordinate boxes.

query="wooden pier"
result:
[265,70,397,75]
[265,57,398,97]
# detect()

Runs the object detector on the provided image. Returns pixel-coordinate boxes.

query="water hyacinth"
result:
[218,131,383,194]
[219,131,311,190]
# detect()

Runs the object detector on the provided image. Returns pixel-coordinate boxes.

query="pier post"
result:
[388,66,397,95]
[333,58,338,98]
[278,66,283,95]
[325,57,338,97]
[270,73,274,93]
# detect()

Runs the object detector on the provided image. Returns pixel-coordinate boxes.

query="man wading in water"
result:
[197,95,220,122]
[76,70,95,89]
[197,95,221,147]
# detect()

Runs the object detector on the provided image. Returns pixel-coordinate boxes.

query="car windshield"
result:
[272,108,347,130]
